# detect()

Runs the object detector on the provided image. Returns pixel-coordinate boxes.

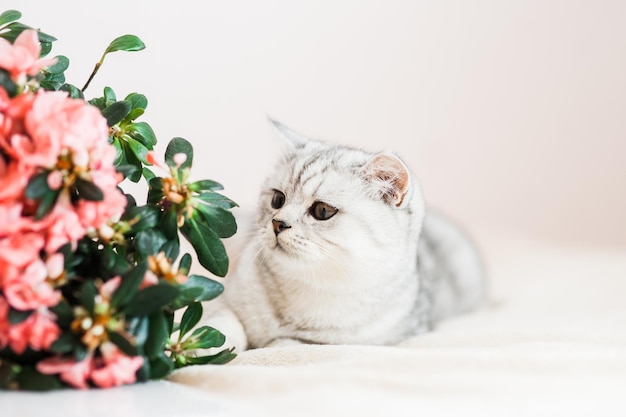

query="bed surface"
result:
[2,232,625,417]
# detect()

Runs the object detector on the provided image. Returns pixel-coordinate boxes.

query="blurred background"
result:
[13,0,626,249]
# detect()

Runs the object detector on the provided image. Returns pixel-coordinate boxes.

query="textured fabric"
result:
[169,233,626,417]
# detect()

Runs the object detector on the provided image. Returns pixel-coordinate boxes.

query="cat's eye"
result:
[309,201,338,221]
[271,190,286,209]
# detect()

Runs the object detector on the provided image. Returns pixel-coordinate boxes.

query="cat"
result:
[201,119,486,351]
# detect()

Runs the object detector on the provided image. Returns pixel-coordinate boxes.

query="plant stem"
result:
[81,62,100,93]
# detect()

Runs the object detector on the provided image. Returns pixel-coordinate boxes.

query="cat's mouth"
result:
[273,238,290,253]
[271,234,297,256]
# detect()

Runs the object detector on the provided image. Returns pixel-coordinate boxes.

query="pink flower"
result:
[0,88,126,253]
[0,232,45,268]
[76,169,126,230]
[99,276,121,301]
[0,158,33,204]
[90,342,144,388]
[146,151,169,172]
[1,92,57,168]
[172,153,187,167]
[37,354,94,389]
[24,91,107,168]
[0,296,10,350]
[42,191,87,253]
[37,343,144,389]
[7,308,60,354]
[140,270,159,289]
[0,29,56,83]
[46,253,64,278]
[3,259,61,311]
[47,170,63,190]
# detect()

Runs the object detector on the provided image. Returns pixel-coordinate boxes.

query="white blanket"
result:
[168,233,626,417]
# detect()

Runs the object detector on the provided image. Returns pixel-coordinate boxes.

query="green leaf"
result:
[129,316,149,348]
[50,300,73,326]
[125,92,148,112]
[125,136,150,163]
[178,302,203,340]
[111,261,148,309]
[142,167,156,182]
[59,83,84,99]
[0,23,56,45]
[104,86,117,103]
[47,55,69,74]
[0,360,18,389]
[178,253,192,275]
[128,122,157,148]
[195,192,238,209]
[39,71,66,91]
[119,139,143,183]
[175,274,224,307]
[104,35,145,54]
[159,206,178,240]
[160,240,180,263]
[17,367,65,391]
[124,284,180,316]
[74,178,104,201]
[88,96,106,111]
[148,352,174,379]
[78,280,97,314]
[109,331,138,357]
[73,344,89,362]
[165,137,193,170]
[40,42,52,58]
[188,180,224,192]
[183,326,225,350]
[181,216,229,277]
[50,333,81,354]
[145,313,168,359]
[0,69,18,97]
[101,100,131,127]
[170,287,204,310]
[0,10,21,26]
[127,107,145,121]
[116,164,141,180]
[100,245,131,277]
[194,204,237,239]
[135,229,168,258]
[185,348,236,366]
[35,188,60,220]
[25,171,51,200]
[122,205,160,234]
[147,177,165,204]
[34,28,57,44]
[8,308,32,324]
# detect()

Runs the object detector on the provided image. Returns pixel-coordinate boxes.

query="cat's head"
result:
[255,118,425,280]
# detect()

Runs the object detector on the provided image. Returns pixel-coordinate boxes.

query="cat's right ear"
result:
[361,152,412,208]
[267,116,309,149]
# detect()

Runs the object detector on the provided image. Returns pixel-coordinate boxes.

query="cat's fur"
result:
[203,119,486,351]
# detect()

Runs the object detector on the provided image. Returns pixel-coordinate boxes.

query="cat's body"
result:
[205,120,485,351]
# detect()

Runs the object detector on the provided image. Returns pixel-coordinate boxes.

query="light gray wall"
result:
[13,0,626,247]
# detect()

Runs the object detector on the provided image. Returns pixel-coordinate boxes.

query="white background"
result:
[11,0,626,248]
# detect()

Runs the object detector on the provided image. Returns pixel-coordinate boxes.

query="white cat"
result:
[202,119,486,351]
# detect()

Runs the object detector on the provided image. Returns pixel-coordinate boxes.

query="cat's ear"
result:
[361,152,412,208]
[267,116,309,149]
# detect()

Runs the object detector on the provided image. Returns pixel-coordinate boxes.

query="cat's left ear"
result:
[267,116,309,149]
[361,152,412,208]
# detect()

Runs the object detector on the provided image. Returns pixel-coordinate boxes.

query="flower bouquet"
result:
[0,10,237,390]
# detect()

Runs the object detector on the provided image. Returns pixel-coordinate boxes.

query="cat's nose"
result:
[272,219,291,236]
